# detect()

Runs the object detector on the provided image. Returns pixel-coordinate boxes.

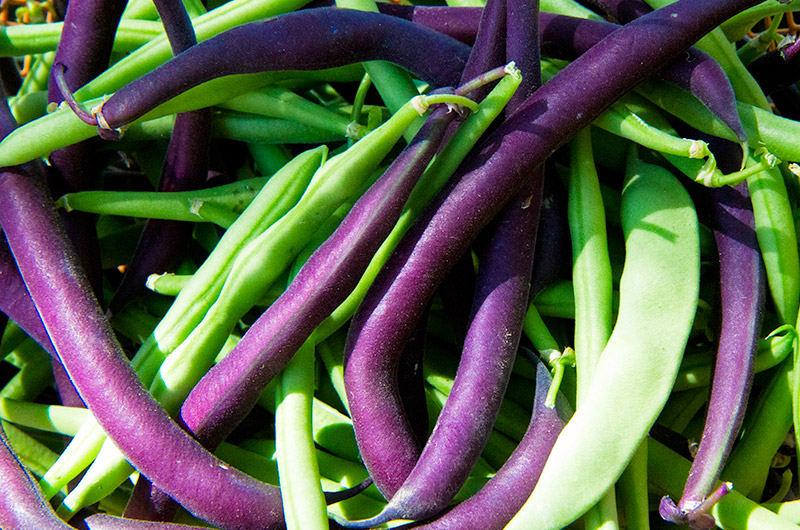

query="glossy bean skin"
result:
[506,155,700,529]
[97,8,471,130]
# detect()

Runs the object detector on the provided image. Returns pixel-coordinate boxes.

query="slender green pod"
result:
[568,128,618,530]
[568,127,613,404]
[506,156,700,530]
[275,339,327,530]
[746,158,800,326]
[57,177,269,224]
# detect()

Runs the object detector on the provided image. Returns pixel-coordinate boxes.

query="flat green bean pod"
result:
[506,155,700,530]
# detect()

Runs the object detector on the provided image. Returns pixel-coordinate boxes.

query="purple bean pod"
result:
[660,143,764,528]
[345,176,542,527]
[0,170,287,530]
[179,108,455,451]
[0,424,76,530]
[538,13,748,147]
[402,357,571,530]
[90,9,470,133]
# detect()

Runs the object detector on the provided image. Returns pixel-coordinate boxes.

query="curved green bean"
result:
[506,155,700,530]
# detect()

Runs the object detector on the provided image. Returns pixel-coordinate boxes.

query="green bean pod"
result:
[506,155,700,530]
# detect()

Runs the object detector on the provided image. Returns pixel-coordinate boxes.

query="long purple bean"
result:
[660,142,765,529]
[87,9,470,133]
[179,109,455,450]
[337,0,511,499]
[0,424,75,530]
[537,12,748,147]
[0,170,287,530]
[404,357,570,530]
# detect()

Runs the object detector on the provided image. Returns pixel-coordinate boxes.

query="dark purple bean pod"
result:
[0,424,76,530]
[337,0,761,518]
[109,0,213,316]
[90,9,470,132]
[0,237,53,353]
[342,0,543,523]
[400,356,571,530]
[659,144,765,528]
[375,4,481,45]
[345,176,543,528]
[0,170,288,530]
[339,0,514,499]
[538,13,748,147]
[179,108,455,451]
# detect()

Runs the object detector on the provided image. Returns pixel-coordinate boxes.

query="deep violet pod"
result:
[0,170,287,530]
[537,12,748,147]
[342,175,543,527]
[400,357,571,530]
[179,108,455,451]
[337,0,761,520]
[91,8,470,131]
[0,424,75,530]
[338,0,512,499]
[364,3,748,147]
[659,142,765,529]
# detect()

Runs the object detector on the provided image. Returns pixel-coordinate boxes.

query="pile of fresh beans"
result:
[2,0,800,529]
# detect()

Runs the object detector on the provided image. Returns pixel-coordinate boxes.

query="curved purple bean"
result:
[342,0,543,522]
[0,170,287,530]
[179,109,455,450]
[402,357,570,530]
[538,13,748,146]
[0,425,75,530]
[92,9,470,131]
[660,141,765,528]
